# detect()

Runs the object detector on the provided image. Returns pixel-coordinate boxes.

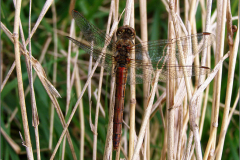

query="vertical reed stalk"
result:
[128,0,136,159]
[49,1,58,150]
[132,69,161,160]
[13,0,34,159]
[215,14,239,160]
[205,0,227,159]
[103,0,118,158]
[75,54,85,160]
[167,21,175,160]
[139,0,151,159]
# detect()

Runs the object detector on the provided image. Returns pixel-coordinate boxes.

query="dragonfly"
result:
[67,10,215,150]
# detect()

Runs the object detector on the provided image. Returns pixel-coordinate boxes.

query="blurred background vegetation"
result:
[1,0,239,159]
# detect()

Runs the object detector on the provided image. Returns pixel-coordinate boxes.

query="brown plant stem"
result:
[13,0,34,159]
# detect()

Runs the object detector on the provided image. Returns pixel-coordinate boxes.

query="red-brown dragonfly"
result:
[67,10,215,150]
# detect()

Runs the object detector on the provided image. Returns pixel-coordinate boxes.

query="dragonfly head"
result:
[116,25,136,40]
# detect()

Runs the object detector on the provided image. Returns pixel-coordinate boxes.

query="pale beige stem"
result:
[75,61,85,160]
[103,0,118,158]
[49,1,58,151]
[167,21,175,160]
[128,0,137,159]
[13,0,34,159]
[139,0,151,159]
[1,62,16,91]
[132,70,161,160]
[215,19,239,160]
[123,0,134,25]
[1,128,21,154]
[208,0,227,159]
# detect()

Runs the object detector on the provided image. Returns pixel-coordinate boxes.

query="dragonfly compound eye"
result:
[117,31,122,36]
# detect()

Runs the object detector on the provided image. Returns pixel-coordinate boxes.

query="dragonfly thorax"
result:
[115,39,133,67]
[114,53,131,67]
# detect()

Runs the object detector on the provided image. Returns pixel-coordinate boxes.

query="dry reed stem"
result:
[125,4,135,157]
[169,1,199,158]
[93,37,106,160]
[167,21,175,160]
[184,131,193,160]
[209,0,227,159]
[49,2,58,150]
[132,70,161,160]
[160,108,168,160]
[215,19,239,160]
[123,0,134,26]
[1,62,16,91]
[200,52,229,160]
[227,88,239,125]
[123,106,129,153]
[191,53,229,106]
[103,1,118,158]
[48,94,77,160]
[199,84,210,138]
[26,1,41,159]
[139,0,151,159]
[177,105,183,160]
[71,53,87,89]
[61,17,75,160]
[49,98,55,149]
[128,0,136,159]
[88,46,93,122]
[151,91,166,119]
[1,127,21,154]
[93,90,106,118]
[169,1,194,109]
[13,0,34,159]
[208,97,239,115]
[189,0,197,27]
[74,60,85,160]
[25,36,52,96]
[5,107,19,128]
[198,0,213,140]
[26,0,54,44]
[196,0,213,138]
[14,2,40,150]
[103,77,115,159]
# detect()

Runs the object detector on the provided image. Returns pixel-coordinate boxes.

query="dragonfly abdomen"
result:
[113,67,128,150]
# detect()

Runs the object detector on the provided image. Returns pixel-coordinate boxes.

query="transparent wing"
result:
[134,33,215,66]
[71,10,116,56]
[67,36,115,73]
[126,32,215,84]
[127,62,211,84]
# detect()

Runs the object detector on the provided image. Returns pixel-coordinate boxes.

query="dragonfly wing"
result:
[169,32,216,59]
[67,36,115,73]
[134,32,215,67]
[127,61,155,84]
[126,59,211,84]
[71,10,115,55]
[154,65,212,82]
